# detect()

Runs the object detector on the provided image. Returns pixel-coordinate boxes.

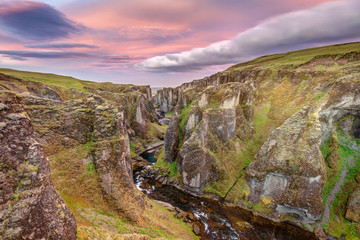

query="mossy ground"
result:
[320,128,360,239]
[48,143,196,239]
[153,147,180,179]
[0,68,148,100]
[227,42,360,71]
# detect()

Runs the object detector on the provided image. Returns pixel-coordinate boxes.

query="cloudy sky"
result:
[0,0,359,87]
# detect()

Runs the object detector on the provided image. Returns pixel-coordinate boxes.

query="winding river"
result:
[134,162,317,240]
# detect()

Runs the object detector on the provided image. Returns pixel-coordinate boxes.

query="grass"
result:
[0,68,149,100]
[227,42,360,71]
[154,147,179,178]
[321,128,360,239]
[179,103,192,128]
[76,199,198,239]
[49,143,196,239]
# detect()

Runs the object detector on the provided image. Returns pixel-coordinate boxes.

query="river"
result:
[134,162,317,240]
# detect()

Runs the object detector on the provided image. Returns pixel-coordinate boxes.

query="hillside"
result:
[0,70,195,239]
[153,42,360,239]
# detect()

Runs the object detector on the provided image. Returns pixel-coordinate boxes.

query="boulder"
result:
[193,223,201,235]
[313,227,327,240]
[345,189,360,223]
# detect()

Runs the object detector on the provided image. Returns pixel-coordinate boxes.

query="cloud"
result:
[138,0,360,72]
[103,55,145,63]
[0,1,82,41]
[89,55,146,69]
[25,42,99,49]
[0,50,94,59]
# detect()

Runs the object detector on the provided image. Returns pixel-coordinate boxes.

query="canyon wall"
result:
[154,45,360,231]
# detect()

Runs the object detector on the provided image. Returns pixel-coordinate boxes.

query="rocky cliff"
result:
[154,42,360,238]
[0,70,196,239]
[0,92,77,239]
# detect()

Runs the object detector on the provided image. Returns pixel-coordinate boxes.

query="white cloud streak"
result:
[138,0,360,72]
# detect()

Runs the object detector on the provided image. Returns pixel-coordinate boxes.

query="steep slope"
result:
[154,42,360,238]
[0,92,77,239]
[0,70,196,239]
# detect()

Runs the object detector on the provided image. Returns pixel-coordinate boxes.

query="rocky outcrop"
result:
[0,72,159,237]
[0,92,77,239]
[23,94,146,222]
[153,87,180,113]
[345,188,360,223]
[246,105,326,222]
[154,43,360,231]
[163,82,255,193]
[90,99,145,222]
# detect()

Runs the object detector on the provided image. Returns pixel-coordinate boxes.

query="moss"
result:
[322,128,360,239]
[179,103,192,128]
[86,162,96,172]
[154,147,179,178]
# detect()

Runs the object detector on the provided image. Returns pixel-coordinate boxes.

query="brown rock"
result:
[187,213,196,221]
[193,223,201,235]
[177,212,188,219]
[246,106,326,221]
[326,151,340,169]
[0,92,77,240]
[314,227,327,240]
[345,189,360,223]
[236,220,253,231]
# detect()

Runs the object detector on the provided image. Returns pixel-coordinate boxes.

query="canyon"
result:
[1,42,360,239]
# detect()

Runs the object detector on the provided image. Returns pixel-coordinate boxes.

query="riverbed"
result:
[134,166,317,240]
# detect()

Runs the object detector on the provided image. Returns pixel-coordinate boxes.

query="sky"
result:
[0,0,359,87]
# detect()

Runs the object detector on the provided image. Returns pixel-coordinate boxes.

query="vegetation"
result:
[0,68,148,100]
[154,147,179,178]
[227,42,360,71]
[321,127,360,239]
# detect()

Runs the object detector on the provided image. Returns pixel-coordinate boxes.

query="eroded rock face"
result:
[246,105,326,221]
[23,94,146,222]
[91,101,145,222]
[0,92,77,239]
[164,82,255,193]
[345,188,360,223]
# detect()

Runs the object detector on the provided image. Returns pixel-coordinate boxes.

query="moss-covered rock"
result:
[0,92,76,240]
[246,105,326,221]
[345,188,360,223]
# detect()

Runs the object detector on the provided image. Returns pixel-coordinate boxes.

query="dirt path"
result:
[320,166,349,225]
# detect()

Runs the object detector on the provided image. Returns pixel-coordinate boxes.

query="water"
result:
[134,174,317,240]
[140,152,156,164]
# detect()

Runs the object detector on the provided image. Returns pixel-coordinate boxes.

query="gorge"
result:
[1,42,360,239]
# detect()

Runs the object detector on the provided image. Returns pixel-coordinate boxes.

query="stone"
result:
[193,224,201,235]
[236,220,253,231]
[345,189,360,223]
[246,106,326,221]
[313,227,327,240]
[0,92,77,240]
[187,213,195,221]
[7,113,29,121]
[0,103,8,110]
[177,212,188,219]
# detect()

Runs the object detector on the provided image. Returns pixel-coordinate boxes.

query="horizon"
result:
[0,0,360,87]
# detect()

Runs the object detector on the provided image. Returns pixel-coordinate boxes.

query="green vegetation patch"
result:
[153,147,179,178]
[321,129,360,239]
